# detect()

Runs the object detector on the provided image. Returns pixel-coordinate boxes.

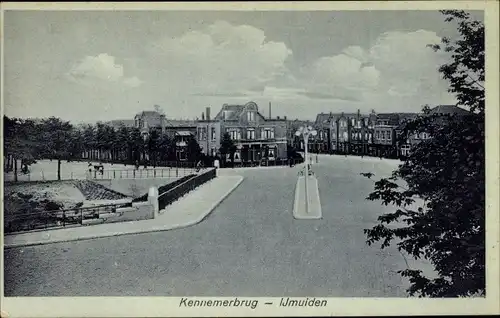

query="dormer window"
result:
[247,111,255,122]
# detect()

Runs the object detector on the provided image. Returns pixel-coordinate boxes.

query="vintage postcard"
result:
[1,1,499,317]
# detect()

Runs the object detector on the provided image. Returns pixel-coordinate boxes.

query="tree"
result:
[362,10,485,297]
[3,116,39,180]
[40,117,74,180]
[219,132,236,165]
[186,137,202,163]
[129,127,143,163]
[148,129,161,166]
[82,124,96,160]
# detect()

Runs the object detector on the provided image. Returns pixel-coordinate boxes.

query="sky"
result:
[3,9,484,123]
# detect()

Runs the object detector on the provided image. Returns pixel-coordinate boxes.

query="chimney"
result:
[269,102,272,119]
[277,116,280,120]
[284,116,287,120]
[201,112,205,120]
[206,107,211,121]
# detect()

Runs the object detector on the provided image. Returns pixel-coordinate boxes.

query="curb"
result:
[4,176,244,249]
[292,175,322,220]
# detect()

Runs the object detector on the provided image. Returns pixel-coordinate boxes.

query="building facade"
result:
[214,101,288,164]
[196,107,222,157]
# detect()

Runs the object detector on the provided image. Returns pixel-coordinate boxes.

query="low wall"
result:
[101,202,154,223]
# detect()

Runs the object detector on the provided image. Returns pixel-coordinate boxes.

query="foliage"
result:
[186,137,202,163]
[219,132,236,163]
[362,10,485,297]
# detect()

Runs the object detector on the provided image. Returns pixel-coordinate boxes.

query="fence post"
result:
[133,170,136,178]
[80,209,83,225]
[154,169,156,178]
[114,170,116,179]
[63,210,66,227]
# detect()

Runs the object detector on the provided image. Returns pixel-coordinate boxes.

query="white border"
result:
[1,1,499,317]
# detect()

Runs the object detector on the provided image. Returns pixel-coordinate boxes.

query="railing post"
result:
[114,170,116,179]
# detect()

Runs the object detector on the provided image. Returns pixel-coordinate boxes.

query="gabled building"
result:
[214,101,287,164]
[348,109,377,156]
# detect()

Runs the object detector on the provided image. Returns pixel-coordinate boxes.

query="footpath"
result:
[4,175,244,248]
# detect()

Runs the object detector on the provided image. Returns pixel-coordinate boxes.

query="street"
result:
[4,155,431,297]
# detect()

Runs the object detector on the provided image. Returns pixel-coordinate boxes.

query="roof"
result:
[315,113,333,125]
[376,113,400,125]
[214,104,246,121]
[428,105,470,116]
[164,120,197,127]
[135,110,162,118]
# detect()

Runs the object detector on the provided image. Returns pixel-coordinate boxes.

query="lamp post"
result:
[295,125,317,214]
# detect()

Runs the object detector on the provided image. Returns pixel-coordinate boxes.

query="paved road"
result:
[4,155,431,297]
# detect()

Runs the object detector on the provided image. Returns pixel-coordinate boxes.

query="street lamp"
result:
[295,125,317,214]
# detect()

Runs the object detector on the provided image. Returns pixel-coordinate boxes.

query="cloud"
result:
[296,29,453,109]
[149,20,292,96]
[67,53,142,88]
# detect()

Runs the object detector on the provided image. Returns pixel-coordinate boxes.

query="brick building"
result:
[214,101,288,164]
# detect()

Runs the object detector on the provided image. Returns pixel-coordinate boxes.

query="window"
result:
[376,131,380,139]
[387,131,392,140]
[261,128,275,139]
[351,118,355,126]
[247,112,255,122]
[229,130,238,140]
[381,131,386,140]
[247,129,255,140]
[343,132,348,140]
[368,133,372,143]
[211,148,216,156]
[211,127,216,140]
[202,127,207,140]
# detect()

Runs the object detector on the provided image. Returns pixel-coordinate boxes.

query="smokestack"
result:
[269,102,272,119]
[206,107,211,121]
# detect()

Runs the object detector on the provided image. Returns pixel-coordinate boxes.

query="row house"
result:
[372,113,400,158]
[348,110,377,156]
[287,119,314,151]
[214,101,288,164]
[396,105,469,157]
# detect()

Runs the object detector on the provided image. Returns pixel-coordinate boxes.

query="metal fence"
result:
[4,203,130,234]
[87,167,197,180]
[158,168,217,210]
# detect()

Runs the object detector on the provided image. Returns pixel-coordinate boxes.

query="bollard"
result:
[148,186,159,218]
